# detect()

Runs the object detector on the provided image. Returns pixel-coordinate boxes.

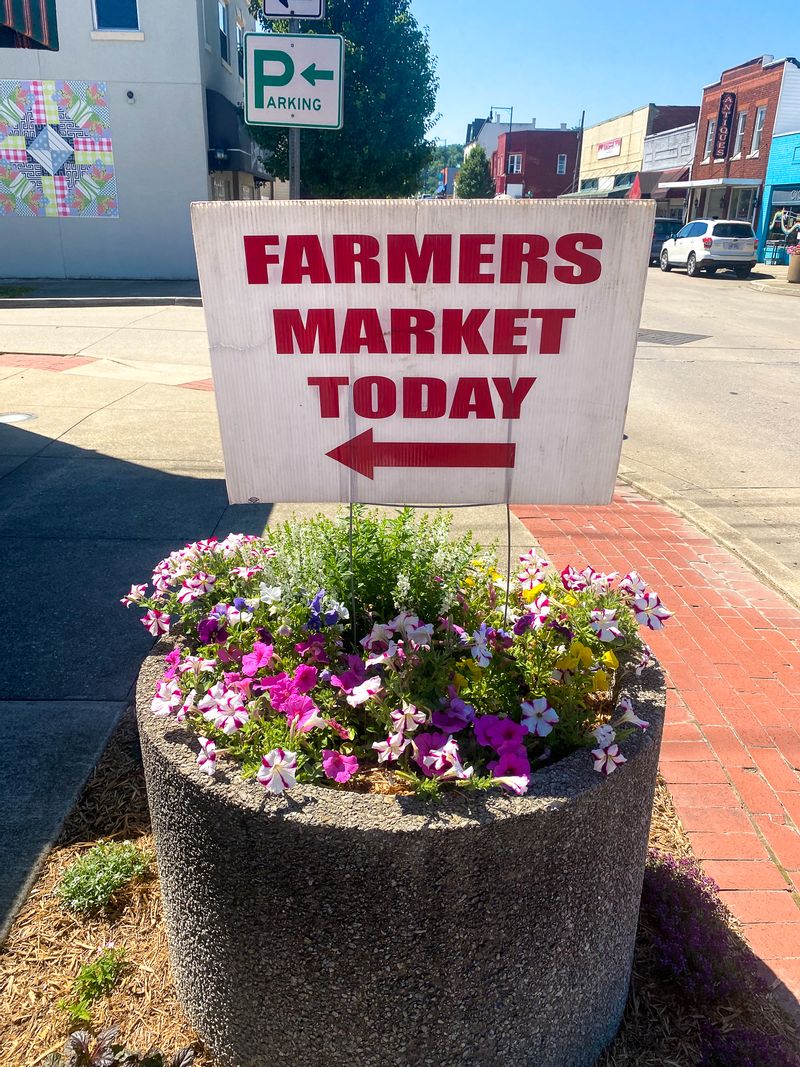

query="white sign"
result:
[244,32,343,130]
[260,0,325,18]
[192,200,654,505]
[597,137,622,159]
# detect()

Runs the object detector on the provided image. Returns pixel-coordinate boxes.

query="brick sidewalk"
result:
[514,487,800,1006]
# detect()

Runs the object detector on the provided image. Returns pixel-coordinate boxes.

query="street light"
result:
[489,105,514,194]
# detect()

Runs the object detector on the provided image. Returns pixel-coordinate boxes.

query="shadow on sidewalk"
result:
[0,420,270,940]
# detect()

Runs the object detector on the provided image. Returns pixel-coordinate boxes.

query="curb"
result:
[0,297,202,309]
[617,469,800,612]
[749,281,800,298]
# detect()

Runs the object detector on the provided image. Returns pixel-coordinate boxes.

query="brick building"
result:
[674,55,800,224]
[491,127,580,198]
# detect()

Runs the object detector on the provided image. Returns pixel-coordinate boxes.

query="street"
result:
[624,269,800,598]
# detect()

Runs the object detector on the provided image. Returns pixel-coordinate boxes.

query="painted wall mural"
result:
[0,80,118,218]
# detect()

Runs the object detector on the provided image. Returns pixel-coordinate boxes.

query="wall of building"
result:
[579,106,652,183]
[0,0,210,278]
[493,129,579,198]
[643,124,696,172]
[464,121,538,162]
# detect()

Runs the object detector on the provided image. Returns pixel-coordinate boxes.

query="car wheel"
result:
[734,266,751,278]
[706,265,718,275]
[659,249,671,272]
[686,252,700,277]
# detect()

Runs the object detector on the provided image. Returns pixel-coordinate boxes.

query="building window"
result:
[732,112,747,156]
[614,171,636,188]
[702,118,716,158]
[218,1,229,63]
[751,106,767,153]
[556,153,567,175]
[236,19,244,78]
[507,153,522,174]
[580,178,598,191]
[94,0,139,30]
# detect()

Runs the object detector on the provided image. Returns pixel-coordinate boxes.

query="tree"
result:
[247,0,438,198]
[455,145,495,199]
[420,143,463,196]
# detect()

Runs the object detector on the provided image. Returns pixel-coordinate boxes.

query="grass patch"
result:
[58,947,127,1026]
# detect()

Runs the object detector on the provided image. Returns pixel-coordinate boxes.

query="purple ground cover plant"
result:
[123,509,669,798]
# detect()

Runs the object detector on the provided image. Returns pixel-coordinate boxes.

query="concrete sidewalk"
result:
[515,489,800,1009]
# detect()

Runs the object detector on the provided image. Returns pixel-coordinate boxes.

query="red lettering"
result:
[387,234,452,283]
[499,234,549,283]
[340,308,388,354]
[449,378,495,419]
[492,309,530,355]
[243,235,280,284]
[553,233,603,284]
[441,308,489,355]
[282,235,332,284]
[307,376,349,417]
[353,376,395,418]
[529,309,576,354]
[390,308,436,354]
[492,377,536,419]
[458,234,495,283]
[332,234,381,283]
[273,309,336,354]
[403,377,447,418]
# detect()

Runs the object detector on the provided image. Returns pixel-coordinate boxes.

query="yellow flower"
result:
[522,583,545,602]
[592,670,609,692]
[453,672,467,693]
[601,650,619,669]
[570,641,593,667]
[465,577,475,587]
[565,594,578,607]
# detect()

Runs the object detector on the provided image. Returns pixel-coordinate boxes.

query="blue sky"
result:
[409,0,800,145]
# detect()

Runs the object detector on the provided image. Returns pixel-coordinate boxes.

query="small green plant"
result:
[57,841,151,912]
[44,1026,195,1067]
[58,947,127,1025]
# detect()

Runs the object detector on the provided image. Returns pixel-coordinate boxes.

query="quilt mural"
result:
[0,80,118,218]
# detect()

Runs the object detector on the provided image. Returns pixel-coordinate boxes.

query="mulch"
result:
[1,709,797,1066]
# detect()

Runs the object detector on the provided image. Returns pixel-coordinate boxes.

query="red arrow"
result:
[326,429,516,480]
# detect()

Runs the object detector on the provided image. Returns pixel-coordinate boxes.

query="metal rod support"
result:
[288,16,301,198]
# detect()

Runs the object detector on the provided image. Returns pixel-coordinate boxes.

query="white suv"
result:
[659,219,758,278]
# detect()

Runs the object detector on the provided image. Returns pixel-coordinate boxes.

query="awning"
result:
[0,0,58,50]
[206,89,271,180]
[629,167,689,200]
[658,176,762,190]
[558,186,631,199]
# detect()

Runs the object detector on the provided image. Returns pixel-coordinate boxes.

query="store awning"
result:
[558,186,630,199]
[206,89,271,180]
[629,167,689,200]
[658,177,762,190]
[0,0,58,50]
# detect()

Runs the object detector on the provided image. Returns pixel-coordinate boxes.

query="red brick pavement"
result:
[514,486,800,1004]
[0,352,97,371]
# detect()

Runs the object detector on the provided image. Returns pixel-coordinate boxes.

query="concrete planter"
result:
[137,653,665,1067]
[788,253,800,284]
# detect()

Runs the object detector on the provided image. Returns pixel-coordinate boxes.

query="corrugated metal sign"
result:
[192,199,654,505]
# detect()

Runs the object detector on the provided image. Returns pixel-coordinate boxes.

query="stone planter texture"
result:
[137,653,665,1067]
[788,253,800,283]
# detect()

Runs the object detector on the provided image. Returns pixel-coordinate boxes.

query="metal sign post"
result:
[289,17,301,198]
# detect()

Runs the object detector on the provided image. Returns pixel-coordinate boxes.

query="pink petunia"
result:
[322,749,359,783]
[197,737,217,776]
[241,641,274,677]
[257,748,297,794]
[632,592,672,631]
[592,743,627,775]
[141,609,170,635]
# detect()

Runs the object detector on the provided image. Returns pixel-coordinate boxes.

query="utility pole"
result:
[288,16,301,198]
[572,110,585,194]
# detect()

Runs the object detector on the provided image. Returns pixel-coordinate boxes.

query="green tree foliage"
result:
[420,143,463,196]
[247,0,438,198]
[455,145,495,199]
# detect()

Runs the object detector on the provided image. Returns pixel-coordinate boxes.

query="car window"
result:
[712,222,755,238]
[688,222,707,237]
[654,219,681,236]
[675,225,692,239]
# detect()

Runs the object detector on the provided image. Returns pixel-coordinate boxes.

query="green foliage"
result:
[420,143,463,196]
[57,841,151,913]
[58,948,127,1025]
[264,507,485,637]
[455,145,495,199]
[44,1026,195,1067]
[246,0,438,197]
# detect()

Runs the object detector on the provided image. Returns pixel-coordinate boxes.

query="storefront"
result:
[629,167,689,219]
[756,132,800,263]
[659,177,762,225]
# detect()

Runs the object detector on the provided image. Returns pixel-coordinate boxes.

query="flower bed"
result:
[124,509,670,797]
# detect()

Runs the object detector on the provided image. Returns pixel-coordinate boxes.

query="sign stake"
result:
[289,16,301,197]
